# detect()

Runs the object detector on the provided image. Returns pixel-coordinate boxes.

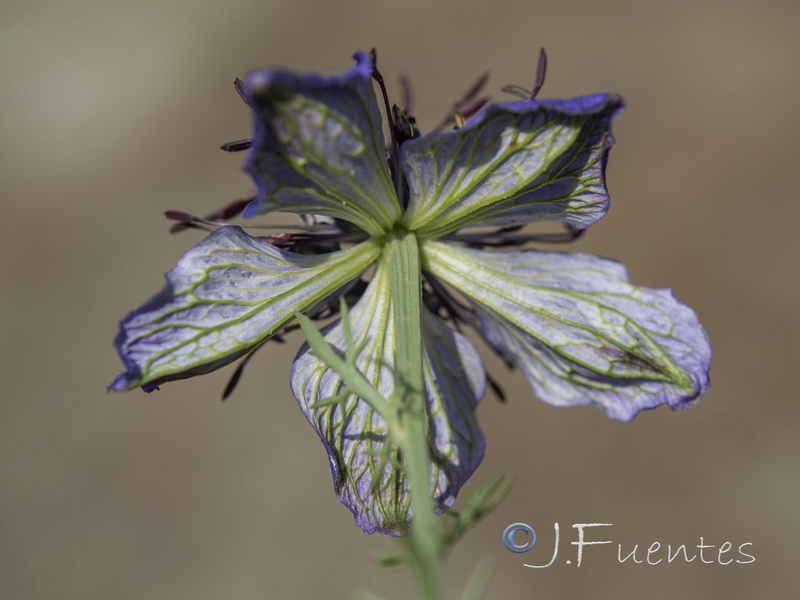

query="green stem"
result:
[383,230,442,600]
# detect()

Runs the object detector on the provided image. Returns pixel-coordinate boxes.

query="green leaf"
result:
[460,558,494,600]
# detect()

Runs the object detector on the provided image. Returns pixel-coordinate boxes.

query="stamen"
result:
[220,139,254,152]
[392,104,415,144]
[432,72,490,132]
[424,273,512,403]
[222,342,268,400]
[257,233,293,247]
[458,98,489,120]
[164,210,195,224]
[255,230,368,248]
[486,373,507,403]
[211,198,251,221]
[500,84,532,100]
[165,211,216,234]
[445,224,584,247]
[399,74,413,113]
[222,330,296,401]
[530,48,548,99]
[164,202,367,248]
[460,72,490,107]
[424,274,474,324]
[369,49,402,196]
[233,77,253,107]
[502,48,548,100]
[166,198,253,233]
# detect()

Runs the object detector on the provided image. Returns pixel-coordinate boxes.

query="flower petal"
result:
[401,94,624,238]
[110,226,379,392]
[422,241,711,421]
[290,264,486,535]
[243,52,400,235]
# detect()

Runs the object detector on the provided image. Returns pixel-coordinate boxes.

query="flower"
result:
[110,51,711,535]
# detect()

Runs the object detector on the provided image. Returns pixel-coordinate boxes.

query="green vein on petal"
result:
[421,240,710,421]
[244,52,401,234]
[110,227,380,392]
[400,95,623,238]
[290,263,486,535]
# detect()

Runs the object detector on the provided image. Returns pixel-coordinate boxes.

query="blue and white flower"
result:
[110,51,711,535]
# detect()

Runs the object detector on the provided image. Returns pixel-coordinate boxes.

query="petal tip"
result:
[350,50,373,76]
[106,374,131,393]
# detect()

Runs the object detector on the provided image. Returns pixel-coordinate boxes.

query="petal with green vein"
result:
[290,264,486,535]
[401,94,624,238]
[109,226,379,392]
[422,241,711,421]
[243,52,400,235]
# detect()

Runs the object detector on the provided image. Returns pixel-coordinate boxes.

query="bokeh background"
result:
[2,0,798,598]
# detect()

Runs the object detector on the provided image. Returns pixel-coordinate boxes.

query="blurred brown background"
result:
[2,0,798,598]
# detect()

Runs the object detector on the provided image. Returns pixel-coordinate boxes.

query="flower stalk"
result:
[383,229,442,599]
[298,230,445,598]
